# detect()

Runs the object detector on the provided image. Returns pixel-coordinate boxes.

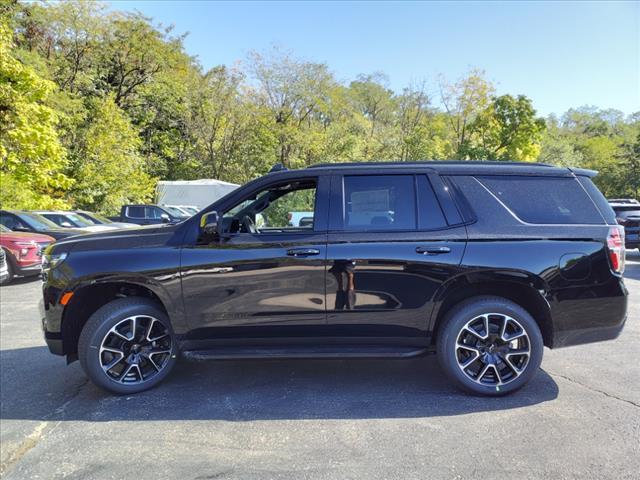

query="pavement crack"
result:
[547,370,640,408]
[52,377,90,420]
[0,376,90,476]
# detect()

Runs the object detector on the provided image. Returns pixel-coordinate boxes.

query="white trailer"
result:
[155,179,239,210]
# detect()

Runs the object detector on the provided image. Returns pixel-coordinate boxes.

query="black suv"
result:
[41,162,628,396]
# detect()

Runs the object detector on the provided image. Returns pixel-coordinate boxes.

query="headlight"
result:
[42,252,68,271]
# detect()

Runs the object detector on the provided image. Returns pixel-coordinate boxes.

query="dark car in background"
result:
[609,199,640,250]
[74,210,137,229]
[111,204,186,226]
[41,161,627,397]
[0,225,54,284]
[0,210,88,240]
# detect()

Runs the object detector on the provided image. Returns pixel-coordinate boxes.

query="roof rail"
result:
[306,160,555,169]
[269,163,288,173]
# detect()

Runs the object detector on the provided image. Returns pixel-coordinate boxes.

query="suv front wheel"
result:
[436,296,544,396]
[78,297,178,394]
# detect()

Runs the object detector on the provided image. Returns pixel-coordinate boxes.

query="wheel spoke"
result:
[111,329,130,341]
[507,348,530,357]
[476,363,491,382]
[489,364,503,385]
[503,355,523,376]
[482,315,490,339]
[461,351,480,369]
[499,317,508,341]
[145,318,156,341]
[463,325,485,341]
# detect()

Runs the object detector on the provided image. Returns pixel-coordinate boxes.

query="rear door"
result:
[325,171,467,341]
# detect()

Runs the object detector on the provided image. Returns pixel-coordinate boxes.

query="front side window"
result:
[145,207,164,219]
[222,180,317,234]
[343,175,416,231]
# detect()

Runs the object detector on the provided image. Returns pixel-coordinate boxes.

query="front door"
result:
[326,173,466,341]
[180,176,329,342]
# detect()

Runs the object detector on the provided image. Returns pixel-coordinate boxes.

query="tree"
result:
[439,69,494,158]
[247,47,337,168]
[465,95,546,161]
[0,16,72,209]
[68,96,155,213]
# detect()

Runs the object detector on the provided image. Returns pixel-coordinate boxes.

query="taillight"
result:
[607,226,625,274]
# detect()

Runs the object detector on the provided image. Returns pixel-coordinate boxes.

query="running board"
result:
[181,345,429,361]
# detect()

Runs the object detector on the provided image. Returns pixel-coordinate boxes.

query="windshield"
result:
[57,213,94,227]
[84,212,111,223]
[164,206,189,218]
[17,212,61,231]
[182,206,199,215]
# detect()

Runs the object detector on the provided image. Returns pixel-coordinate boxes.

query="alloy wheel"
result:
[99,315,172,384]
[455,313,531,387]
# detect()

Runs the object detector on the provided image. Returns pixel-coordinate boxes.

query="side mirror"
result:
[160,213,171,223]
[200,211,221,236]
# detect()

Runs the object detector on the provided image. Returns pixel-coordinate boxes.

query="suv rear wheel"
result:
[78,297,178,394]
[436,296,543,396]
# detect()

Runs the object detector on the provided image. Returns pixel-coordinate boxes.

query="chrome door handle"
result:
[416,246,451,255]
[287,248,320,257]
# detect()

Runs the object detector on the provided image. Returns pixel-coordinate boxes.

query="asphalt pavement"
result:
[1,253,639,479]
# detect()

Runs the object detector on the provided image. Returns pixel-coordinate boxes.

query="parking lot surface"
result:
[1,253,639,480]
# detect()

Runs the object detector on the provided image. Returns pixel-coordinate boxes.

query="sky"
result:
[109,0,640,117]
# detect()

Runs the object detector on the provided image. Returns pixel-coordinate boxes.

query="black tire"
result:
[436,296,544,396]
[0,250,14,286]
[78,297,178,395]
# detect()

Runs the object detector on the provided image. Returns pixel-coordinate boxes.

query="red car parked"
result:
[0,225,54,284]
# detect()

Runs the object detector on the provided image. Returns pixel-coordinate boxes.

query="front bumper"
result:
[15,262,43,276]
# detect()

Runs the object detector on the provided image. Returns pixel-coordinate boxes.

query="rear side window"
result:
[477,175,604,224]
[343,175,416,230]
[126,206,145,218]
[576,176,616,224]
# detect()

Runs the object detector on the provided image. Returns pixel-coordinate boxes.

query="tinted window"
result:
[127,206,145,218]
[145,207,163,219]
[418,176,448,230]
[478,176,604,224]
[0,214,21,230]
[343,175,416,230]
[577,176,616,224]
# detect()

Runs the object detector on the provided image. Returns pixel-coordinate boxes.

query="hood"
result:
[108,222,140,229]
[44,228,92,240]
[50,223,182,254]
[0,231,55,243]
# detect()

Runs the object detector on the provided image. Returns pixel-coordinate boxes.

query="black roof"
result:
[269,161,596,177]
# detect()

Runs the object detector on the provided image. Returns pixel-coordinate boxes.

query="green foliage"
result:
[2,0,638,214]
[0,15,71,209]
[68,96,155,214]
[464,95,546,161]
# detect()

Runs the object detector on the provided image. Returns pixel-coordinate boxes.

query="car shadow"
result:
[1,346,558,422]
